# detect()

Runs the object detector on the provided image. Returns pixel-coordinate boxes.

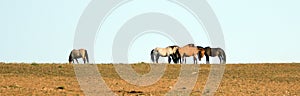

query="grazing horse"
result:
[178,44,205,64]
[167,45,181,63]
[150,45,180,64]
[68,49,89,64]
[197,46,226,64]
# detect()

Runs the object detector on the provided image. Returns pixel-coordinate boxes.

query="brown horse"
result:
[178,44,205,64]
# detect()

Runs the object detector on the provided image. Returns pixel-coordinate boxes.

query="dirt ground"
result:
[0,63,299,96]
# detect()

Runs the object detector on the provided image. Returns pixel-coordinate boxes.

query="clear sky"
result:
[1,0,299,63]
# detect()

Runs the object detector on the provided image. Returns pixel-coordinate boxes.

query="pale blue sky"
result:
[0,0,299,63]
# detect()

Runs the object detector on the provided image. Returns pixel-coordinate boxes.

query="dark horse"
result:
[197,46,226,64]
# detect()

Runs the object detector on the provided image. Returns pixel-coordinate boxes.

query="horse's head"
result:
[198,48,205,59]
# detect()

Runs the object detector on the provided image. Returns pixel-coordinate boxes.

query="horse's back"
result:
[179,44,199,56]
[79,49,87,57]
[209,48,224,56]
[156,47,169,57]
[71,49,87,58]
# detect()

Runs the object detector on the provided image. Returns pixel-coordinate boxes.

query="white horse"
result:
[150,46,180,64]
[68,49,89,64]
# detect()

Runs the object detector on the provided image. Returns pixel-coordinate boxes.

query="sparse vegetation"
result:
[0,63,299,95]
[31,62,38,66]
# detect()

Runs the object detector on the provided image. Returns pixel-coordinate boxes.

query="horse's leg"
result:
[180,56,183,64]
[171,55,175,64]
[222,55,226,64]
[154,54,157,63]
[193,55,196,64]
[179,57,181,64]
[75,59,79,64]
[171,55,177,64]
[179,55,182,64]
[194,55,197,64]
[151,54,155,64]
[206,55,210,64]
[168,56,171,64]
[156,56,159,63]
[83,57,86,64]
[218,55,223,64]
[219,55,225,64]
[193,57,195,64]
[180,56,184,64]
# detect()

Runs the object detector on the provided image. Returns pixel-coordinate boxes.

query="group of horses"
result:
[68,44,226,64]
[150,44,226,64]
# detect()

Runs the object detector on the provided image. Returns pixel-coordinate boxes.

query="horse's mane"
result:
[168,45,179,49]
[197,46,203,48]
[205,46,211,49]
[187,44,195,47]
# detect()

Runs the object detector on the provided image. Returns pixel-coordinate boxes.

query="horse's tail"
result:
[220,48,226,64]
[150,49,155,63]
[68,51,73,64]
[85,50,89,63]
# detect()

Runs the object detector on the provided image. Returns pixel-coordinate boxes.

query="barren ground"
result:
[0,63,299,96]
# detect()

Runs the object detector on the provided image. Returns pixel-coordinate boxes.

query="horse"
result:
[167,45,181,63]
[178,44,205,64]
[68,49,89,64]
[150,45,180,64]
[197,46,226,64]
